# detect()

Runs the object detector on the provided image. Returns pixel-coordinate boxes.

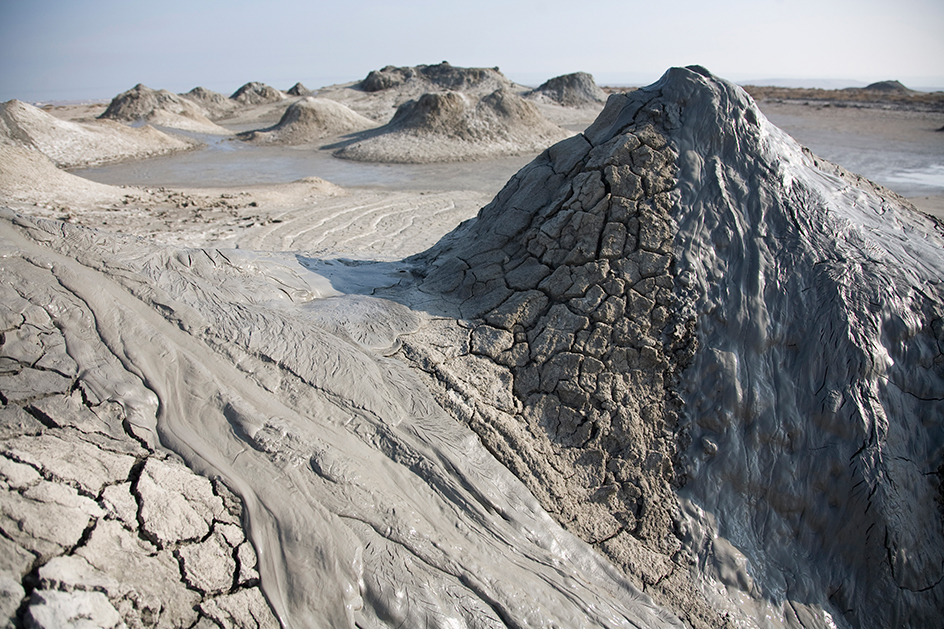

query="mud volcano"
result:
[332,88,571,163]
[230,82,284,106]
[1,98,194,168]
[359,61,511,94]
[400,65,944,628]
[181,86,240,119]
[100,83,228,134]
[238,97,377,145]
[527,71,607,107]
[286,83,313,97]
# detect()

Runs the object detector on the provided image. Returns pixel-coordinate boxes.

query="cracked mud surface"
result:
[0,265,277,628]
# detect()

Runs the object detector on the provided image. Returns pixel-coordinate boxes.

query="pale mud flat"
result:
[2,68,943,629]
[756,100,944,217]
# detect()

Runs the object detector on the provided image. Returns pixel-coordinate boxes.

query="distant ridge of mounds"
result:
[742,79,944,111]
[358,61,511,94]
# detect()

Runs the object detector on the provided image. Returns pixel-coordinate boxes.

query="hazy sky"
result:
[2,0,942,102]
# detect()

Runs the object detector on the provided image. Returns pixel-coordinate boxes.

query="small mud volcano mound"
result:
[238,97,378,145]
[230,82,285,106]
[359,61,511,94]
[397,65,944,628]
[100,84,229,134]
[527,72,607,107]
[862,79,911,93]
[0,143,124,208]
[332,88,571,163]
[1,99,195,168]
[286,82,313,97]
[181,86,240,119]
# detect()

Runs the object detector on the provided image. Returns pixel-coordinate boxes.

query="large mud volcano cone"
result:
[406,65,944,628]
[333,88,571,163]
[238,97,377,144]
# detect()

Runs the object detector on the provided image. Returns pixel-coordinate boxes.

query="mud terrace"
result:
[1,64,943,629]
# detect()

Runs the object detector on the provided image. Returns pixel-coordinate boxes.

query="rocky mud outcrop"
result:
[285,83,312,97]
[0,231,277,628]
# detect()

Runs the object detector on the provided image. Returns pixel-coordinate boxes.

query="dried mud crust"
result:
[0,261,278,628]
[393,93,734,627]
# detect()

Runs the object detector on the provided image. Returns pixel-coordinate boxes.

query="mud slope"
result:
[1,99,195,168]
[399,66,944,628]
[0,143,124,208]
[0,206,684,627]
[239,97,378,145]
[332,88,571,163]
[100,84,231,134]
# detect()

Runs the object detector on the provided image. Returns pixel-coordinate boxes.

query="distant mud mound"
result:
[286,82,313,97]
[181,86,240,119]
[360,61,511,94]
[100,84,229,134]
[230,82,285,106]
[401,66,944,628]
[527,72,607,107]
[1,99,195,168]
[332,88,571,163]
[239,97,378,145]
[862,79,911,93]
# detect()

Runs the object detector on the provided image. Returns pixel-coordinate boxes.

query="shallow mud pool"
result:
[73,131,536,193]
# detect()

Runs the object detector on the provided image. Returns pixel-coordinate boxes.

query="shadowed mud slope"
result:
[393,65,944,628]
